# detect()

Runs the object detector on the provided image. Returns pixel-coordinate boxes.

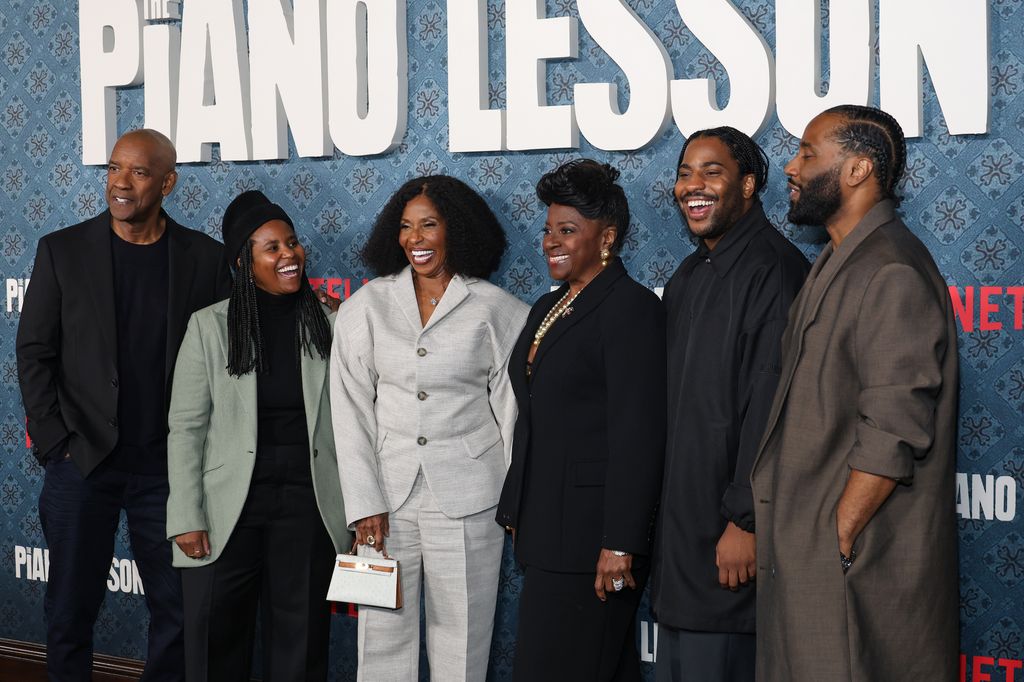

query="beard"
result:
[788,165,842,226]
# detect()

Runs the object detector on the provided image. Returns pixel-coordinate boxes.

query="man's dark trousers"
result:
[40,456,183,681]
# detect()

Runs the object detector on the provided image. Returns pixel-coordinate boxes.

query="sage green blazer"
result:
[166,299,350,568]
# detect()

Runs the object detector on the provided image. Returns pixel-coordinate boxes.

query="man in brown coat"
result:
[750,105,959,680]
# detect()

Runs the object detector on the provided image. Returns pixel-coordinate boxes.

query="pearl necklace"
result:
[532,288,581,347]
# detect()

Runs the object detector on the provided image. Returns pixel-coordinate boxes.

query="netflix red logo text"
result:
[949,286,1024,332]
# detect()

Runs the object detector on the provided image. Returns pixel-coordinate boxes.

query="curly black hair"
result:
[535,159,630,253]
[361,175,508,278]
[679,126,770,193]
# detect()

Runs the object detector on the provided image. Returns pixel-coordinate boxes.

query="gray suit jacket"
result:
[166,299,350,568]
[750,200,959,681]
[330,267,528,525]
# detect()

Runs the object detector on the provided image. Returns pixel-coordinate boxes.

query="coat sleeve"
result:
[847,263,947,481]
[489,303,527,469]
[722,264,802,532]
[330,302,388,528]
[166,313,213,538]
[16,238,69,460]
[600,289,667,555]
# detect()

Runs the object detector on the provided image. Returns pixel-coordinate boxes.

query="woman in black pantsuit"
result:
[496,160,666,681]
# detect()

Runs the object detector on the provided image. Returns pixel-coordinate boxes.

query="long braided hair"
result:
[679,126,770,194]
[825,105,907,204]
[226,240,331,377]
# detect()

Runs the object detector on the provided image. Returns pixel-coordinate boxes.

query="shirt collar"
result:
[695,200,769,278]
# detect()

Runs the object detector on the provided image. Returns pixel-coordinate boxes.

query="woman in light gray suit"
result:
[331,176,528,681]
[167,191,349,682]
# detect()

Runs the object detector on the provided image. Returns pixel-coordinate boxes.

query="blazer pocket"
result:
[572,460,607,487]
[460,422,502,459]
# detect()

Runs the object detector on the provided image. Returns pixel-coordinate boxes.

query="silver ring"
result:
[611,577,624,592]
[366,534,375,546]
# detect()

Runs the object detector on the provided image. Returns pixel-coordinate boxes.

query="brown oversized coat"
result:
[750,200,959,681]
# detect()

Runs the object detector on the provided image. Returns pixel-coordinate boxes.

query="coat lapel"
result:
[300,348,326,447]
[752,200,897,473]
[392,267,423,333]
[421,273,470,334]
[166,217,197,381]
[81,212,118,357]
[212,305,255,420]
[529,259,626,378]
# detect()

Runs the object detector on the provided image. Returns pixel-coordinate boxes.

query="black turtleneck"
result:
[254,287,308,449]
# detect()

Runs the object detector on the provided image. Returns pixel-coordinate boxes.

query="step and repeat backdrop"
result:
[0,0,1021,679]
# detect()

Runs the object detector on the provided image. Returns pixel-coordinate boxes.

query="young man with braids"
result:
[650,127,808,682]
[16,129,230,680]
[751,105,959,680]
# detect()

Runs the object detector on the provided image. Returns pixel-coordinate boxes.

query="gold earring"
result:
[600,249,610,267]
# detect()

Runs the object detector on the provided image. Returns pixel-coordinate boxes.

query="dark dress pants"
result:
[39,456,185,682]
[654,627,755,682]
[181,445,335,682]
[513,557,650,682]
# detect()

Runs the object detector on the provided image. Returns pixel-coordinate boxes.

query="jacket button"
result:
[313,449,319,458]
[417,436,427,446]
[107,418,117,428]
[417,347,427,357]
[110,378,118,388]
[417,391,427,401]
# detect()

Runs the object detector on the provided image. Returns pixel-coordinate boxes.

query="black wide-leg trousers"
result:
[181,445,335,682]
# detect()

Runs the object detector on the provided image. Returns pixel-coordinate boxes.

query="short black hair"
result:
[362,175,508,278]
[824,104,907,203]
[679,126,770,193]
[535,159,630,253]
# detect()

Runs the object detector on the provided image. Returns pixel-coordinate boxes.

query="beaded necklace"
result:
[532,288,581,347]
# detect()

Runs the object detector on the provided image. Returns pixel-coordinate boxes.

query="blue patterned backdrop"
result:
[0,0,1022,679]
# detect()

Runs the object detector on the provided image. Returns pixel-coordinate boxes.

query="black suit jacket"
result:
[16,210,231,477]
[496,259,667,572]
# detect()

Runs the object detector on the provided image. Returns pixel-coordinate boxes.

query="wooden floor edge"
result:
[0,638,144,680]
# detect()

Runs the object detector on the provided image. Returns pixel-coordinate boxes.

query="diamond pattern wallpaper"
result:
[0,1,1021,680]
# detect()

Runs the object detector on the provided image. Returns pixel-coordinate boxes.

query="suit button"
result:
[111,378,118,388]
[417,391,428,401]
[417,436,427,446]
[107,418,118,428]
[417,348,427,357]
[313,449,319,458]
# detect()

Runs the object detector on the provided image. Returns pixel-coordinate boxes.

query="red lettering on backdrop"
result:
[980,287,1002,331]
[307,277,369,300]
[950,286,975,332]
[948,286,1024,333]
[1009,287,1024,330]
[1002,658,1024,682]
[973,656,995,682]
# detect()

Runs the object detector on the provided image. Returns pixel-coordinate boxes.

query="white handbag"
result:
[326,551,403,609]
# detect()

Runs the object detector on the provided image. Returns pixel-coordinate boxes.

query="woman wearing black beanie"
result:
[166,190,350,681]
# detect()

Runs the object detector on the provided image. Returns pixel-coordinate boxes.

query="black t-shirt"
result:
[108,229,169,474]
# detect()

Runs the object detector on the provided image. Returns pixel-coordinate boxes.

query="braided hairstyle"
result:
[226,240,331,377]
[679,126,770,194]
[825,105,907,204]
[536,159,631,253]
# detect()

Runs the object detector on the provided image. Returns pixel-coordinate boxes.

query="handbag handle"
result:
[348,539,394,561]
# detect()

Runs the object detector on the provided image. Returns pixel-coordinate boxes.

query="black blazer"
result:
[16,211,231,476]
[496,259,666,573]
